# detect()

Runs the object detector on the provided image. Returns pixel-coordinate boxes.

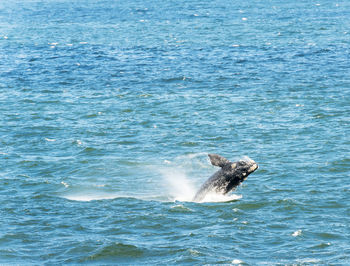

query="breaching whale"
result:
[193,154,258,202]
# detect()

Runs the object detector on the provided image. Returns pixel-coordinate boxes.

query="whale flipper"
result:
[208,154,230,168]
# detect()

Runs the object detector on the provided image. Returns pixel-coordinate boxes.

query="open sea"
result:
[1,0,350,264]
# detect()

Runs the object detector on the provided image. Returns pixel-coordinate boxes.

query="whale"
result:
[193,154,258,202]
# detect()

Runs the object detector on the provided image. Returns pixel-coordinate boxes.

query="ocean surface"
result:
[1,0,350,264]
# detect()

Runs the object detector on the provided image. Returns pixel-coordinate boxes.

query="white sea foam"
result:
[200,192,242,203]
[232,259,244,265]
[296,258,321,264]
[61,181,69,188]
[62,191,121,201]
[59,181,123,201]
[292,229,302,237]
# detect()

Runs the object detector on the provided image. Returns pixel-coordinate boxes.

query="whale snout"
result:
[248,162,258,173]
[240,157,258,174]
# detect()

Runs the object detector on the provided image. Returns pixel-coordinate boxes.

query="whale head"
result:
[222,157,258,193]
[208,154,258,194]
[228,157,258,180]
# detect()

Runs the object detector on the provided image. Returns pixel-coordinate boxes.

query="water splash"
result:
[199,192,242,203]
[158,167,197,202]
[60,153,244,203]
[159,167,242,203]
[158,153,243,203]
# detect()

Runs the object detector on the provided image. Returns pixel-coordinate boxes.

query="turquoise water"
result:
[1,0,350,264]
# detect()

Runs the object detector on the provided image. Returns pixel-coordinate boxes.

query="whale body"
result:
[193,154,258,202]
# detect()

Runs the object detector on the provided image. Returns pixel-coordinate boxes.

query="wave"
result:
[84,242,144,261]
[60,191,242,203]
[61,192,122,202]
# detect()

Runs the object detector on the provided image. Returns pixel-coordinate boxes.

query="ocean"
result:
[1,0,349,264]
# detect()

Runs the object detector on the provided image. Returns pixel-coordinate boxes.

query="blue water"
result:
[1,0,350,264]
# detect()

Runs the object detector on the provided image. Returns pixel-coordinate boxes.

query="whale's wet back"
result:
[193,154,258,202]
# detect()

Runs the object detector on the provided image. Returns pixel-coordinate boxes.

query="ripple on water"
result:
[170,204,194,213]
[83,242,145,262]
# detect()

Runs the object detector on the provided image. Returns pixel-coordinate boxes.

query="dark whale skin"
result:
[193,154,258,202]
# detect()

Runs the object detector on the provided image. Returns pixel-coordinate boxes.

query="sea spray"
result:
[158,166,197,202]
[156,153,212,201]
